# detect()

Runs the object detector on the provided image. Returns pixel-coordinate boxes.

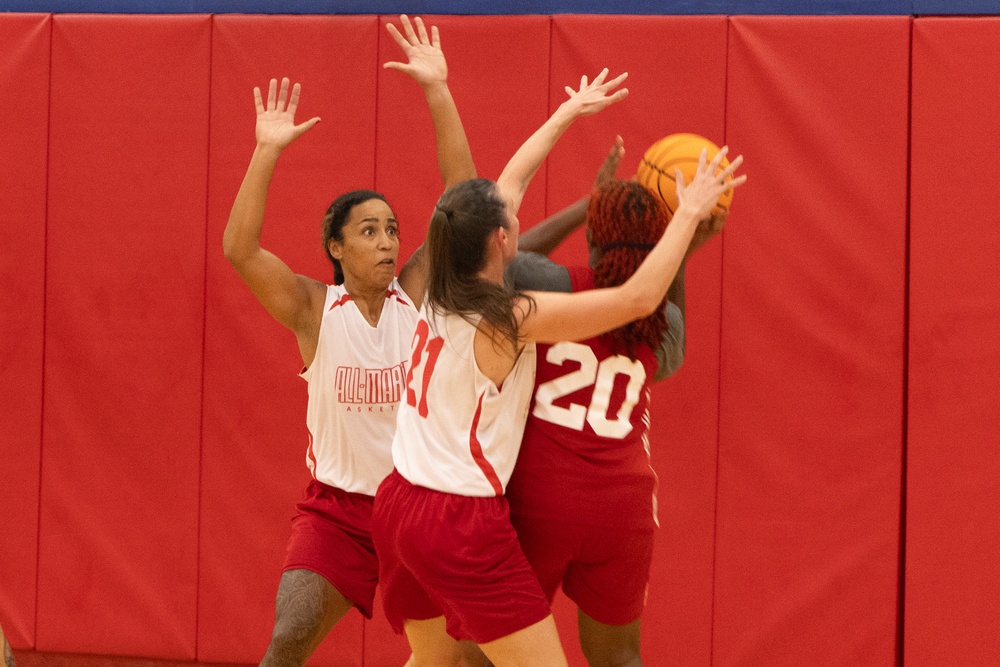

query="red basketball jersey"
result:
[506,267,660,528]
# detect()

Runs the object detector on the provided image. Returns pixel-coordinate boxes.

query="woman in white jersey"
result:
[223,17,476,666]
[371,70,745,667]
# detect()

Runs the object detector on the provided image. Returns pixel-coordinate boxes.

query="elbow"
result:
[638,292,663,319]
[222,235,247,268]
[622,291,661,322]
[222,239,239,266]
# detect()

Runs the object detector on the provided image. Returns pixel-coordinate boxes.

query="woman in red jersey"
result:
[371,71,744,666]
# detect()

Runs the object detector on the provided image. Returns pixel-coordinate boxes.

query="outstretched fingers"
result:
[675,146,747,217]
[414,16,431,44]
[286,82,302,116]
[266,78,278,111]
[385,21,409,52]
[253,86,265,114]
[277,77,290,112]
[400,14,419,44]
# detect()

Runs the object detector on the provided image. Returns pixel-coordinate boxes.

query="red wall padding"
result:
[716,16,910,666]
[37,14,211,657]
[907,17,1000,667]
[3,11,1000,667]
[201,15,379,665]
[547,15,729,664]
[0,12,49,650]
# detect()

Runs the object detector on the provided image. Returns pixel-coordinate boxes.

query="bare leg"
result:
[403,616,462,667]
[458,640,494,667]
[260,569,355,667]
[578,610,642,667]
[1,624,15,667]
[478,614,567,667]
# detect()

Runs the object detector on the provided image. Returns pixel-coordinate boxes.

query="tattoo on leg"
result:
[260,570,354,667]
[4,636,15,667]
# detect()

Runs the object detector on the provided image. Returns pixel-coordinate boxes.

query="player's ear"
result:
[328,238,344,261]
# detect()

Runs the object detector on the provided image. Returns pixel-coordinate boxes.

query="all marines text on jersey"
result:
[336,360,409,409]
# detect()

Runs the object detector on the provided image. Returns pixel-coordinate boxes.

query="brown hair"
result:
[425,179,533,346]
[587,180,669,357]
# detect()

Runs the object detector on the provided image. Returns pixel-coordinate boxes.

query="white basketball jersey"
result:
[392,308,537,497]
[299,279,419,495]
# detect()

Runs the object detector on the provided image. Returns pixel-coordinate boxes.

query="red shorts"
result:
[283,479,379,619]
[510,513,655,626]
[372,470,551,644]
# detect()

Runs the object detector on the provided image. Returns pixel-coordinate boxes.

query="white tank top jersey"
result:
[392,308,537,497]
[299,279,419,496]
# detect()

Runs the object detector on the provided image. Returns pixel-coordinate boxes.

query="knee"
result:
[406,652,462,667]
[580,638,642,667]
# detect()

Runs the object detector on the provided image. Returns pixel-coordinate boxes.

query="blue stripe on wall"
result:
[1,0,998,15]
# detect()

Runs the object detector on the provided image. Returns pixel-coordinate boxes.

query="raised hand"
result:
[595,135,624,187]
[253,77,321,151]
[561,68,629,118]
[383,15,447,88]
[686,211,727,257]
[675,147,746,222]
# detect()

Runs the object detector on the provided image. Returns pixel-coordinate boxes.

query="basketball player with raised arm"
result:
[223,16,478,666]
[371,69,744,666]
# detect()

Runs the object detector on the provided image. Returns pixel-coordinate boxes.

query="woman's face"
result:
[328,198,400,289]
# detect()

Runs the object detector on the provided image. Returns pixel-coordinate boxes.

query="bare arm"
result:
[497,69,628,219]
[384,15,476,307]
[518,148,745,344]
[518,135,624,256]
[654,210,727,378]
[223,78,326,348]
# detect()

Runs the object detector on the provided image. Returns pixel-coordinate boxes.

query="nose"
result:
[377,229,393,249]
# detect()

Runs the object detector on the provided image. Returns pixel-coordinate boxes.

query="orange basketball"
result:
[636,133,733,216]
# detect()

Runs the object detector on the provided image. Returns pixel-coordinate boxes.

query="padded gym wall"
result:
[200,15,379,665]
[715,16,909,665]
[36,14,210,657]
[0,12,50,651]
[545,14,729,664]
[2,9,998,667]
[907,16,1000,667]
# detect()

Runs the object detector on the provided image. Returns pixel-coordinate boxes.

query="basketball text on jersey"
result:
[336,361,409,406]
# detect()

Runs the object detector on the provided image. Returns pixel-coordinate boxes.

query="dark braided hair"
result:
[587,179,670,357]
[321,190,390,285]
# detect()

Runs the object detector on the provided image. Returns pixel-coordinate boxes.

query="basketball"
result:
[636,133,733,216]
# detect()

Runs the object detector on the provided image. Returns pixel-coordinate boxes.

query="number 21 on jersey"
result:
[533,341,646,439]
[405,319,444,418]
